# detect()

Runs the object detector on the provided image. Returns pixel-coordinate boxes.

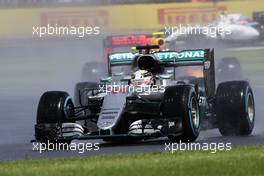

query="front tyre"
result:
[163,85,201,142]
[35,91,74,144]
[216,81,255,136]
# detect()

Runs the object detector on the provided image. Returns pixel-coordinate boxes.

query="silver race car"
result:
[34,45,255,144]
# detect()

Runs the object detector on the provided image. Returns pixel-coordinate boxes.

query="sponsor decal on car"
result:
[109,50,205,63]
[109,52,135,62]
[154,50,205,61]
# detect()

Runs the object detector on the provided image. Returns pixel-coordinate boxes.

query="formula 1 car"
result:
[165,13,261,50]
[34,45,255,144]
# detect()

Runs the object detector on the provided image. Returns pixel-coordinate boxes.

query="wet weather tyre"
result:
[35,91,74,144]
[216,81,255,136]
[163,85,201,142]
[37,91,74,124]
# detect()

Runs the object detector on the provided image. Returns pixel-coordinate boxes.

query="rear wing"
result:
[157,49,215,99]
[109,49,205,65]
[154,50,205,65]
[108,49,215,98]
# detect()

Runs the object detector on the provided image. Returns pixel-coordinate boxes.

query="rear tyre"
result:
[35,91,74,144]
[163,85,202,142]
[216,81,255,136]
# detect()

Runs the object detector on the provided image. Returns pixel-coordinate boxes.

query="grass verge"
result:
[0,146,263,176]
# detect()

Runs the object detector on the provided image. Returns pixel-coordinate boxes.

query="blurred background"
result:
[0,0,263,152]
[0,0,263,91]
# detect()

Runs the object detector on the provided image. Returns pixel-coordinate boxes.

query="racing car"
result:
[165,13,262,50]
[34,45,255,144]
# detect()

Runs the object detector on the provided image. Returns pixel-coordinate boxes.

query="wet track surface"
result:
[0,39,263,161]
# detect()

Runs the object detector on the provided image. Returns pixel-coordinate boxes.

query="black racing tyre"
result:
[216,81,255,136]
[37,91,74,124]
[74,82,99,106]
[36,91,74,144]
[81,62,107,82]
[163,85,202,142]
[217,57,243,82]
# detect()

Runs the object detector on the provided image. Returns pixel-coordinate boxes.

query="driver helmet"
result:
[131,69,154,86]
